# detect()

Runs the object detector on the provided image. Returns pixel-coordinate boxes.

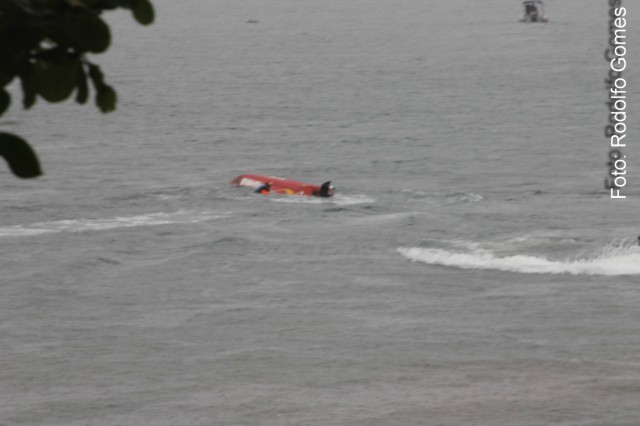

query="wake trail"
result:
[0,210,225,239]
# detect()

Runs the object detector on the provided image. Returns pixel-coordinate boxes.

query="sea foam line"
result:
[271,194,375,205]
[397,244,640,276]
[0,210,224,238]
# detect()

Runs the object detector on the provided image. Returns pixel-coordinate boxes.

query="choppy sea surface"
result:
[2,1,640,424]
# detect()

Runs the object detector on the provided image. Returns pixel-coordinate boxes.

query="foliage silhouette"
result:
[0,0,154,178]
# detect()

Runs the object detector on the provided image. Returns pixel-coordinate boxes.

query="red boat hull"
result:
[231,174,325,196]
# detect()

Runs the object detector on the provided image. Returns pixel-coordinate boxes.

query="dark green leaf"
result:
[75,64,88,104]
[0,88,10,115]
[66,0,87,7]
[0,70,14,87]
[19,70,37,109]
[34,46,73,62]
[0,0,26,17]
[40,0,67,9]
[0,132,42,178]
[73,12,111,53]
[131,0,153,25]
[33,59,80,102]
[82,0,119,9]
[96,84,116,112]
[97,0,120,10]
[45,11,111,53]
[87,62,104,90]
[0,53,16,86]
[87,63,116,112]
[115,0,133,9]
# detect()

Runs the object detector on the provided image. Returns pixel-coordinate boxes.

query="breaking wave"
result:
[271,194,375,206]
[0,210,224,238]
[398,240,640,276]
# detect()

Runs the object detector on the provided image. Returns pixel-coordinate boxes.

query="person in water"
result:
[255,182,271,194]
[522,0,542,20]
[313,181,335,197]
[254,180,334,197]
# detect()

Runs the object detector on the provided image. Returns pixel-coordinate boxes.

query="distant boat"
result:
[519,0,548,23]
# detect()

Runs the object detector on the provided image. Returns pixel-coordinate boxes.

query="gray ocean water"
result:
[2,0,640,424]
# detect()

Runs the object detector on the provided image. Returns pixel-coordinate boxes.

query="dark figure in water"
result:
[523,0,540,21]
[255,182,271,194]
[314,181,335,197]
[637,235,640,246]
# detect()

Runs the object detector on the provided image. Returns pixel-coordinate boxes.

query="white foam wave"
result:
[400,190,483,203]
[0,210,224,238]
[447,192,483,203]
[271,194,375,206]
[397,244,640,276]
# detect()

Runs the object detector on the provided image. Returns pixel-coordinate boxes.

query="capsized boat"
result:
[231,174,335,197]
